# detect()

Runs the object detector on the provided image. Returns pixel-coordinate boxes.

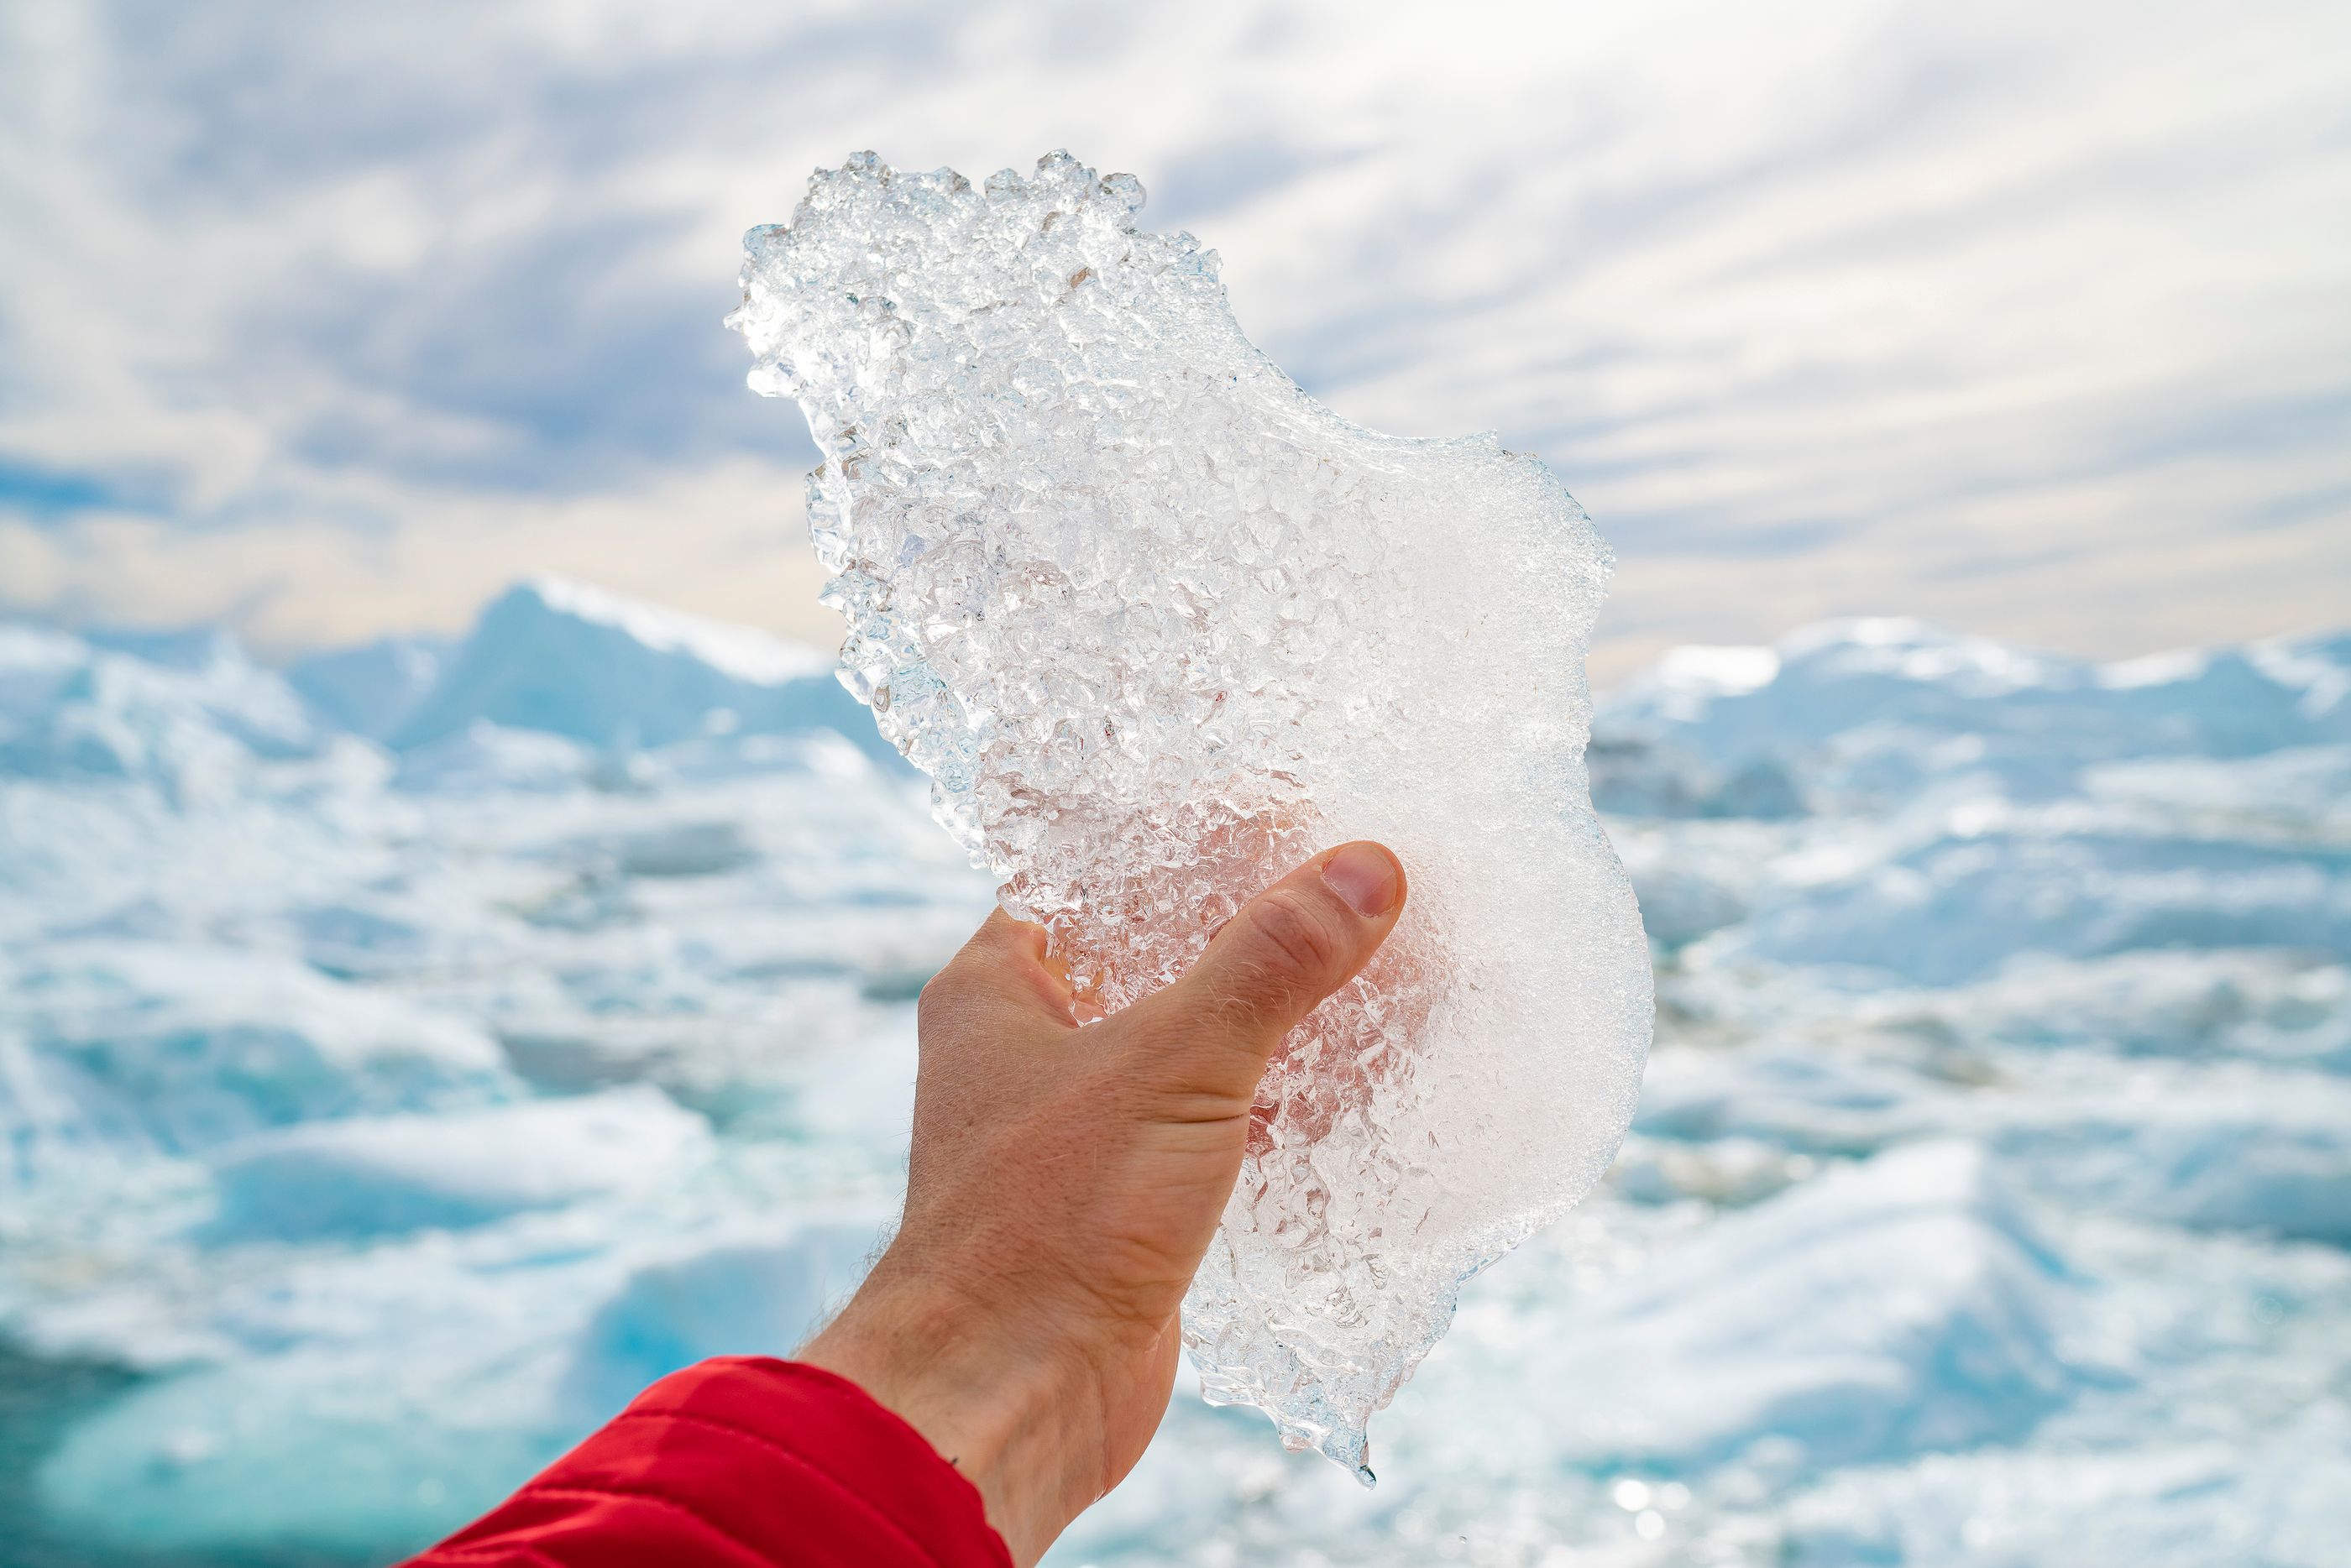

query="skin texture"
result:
[799,841,1406,1565]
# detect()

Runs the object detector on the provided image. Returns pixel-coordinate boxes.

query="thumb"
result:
[1121,841,1406,1103]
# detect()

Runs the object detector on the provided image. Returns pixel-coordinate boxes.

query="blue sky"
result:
[2,0,2345,678]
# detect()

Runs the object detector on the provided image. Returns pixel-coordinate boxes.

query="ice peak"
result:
[386,578,873,756]
[1777,617,2074,694]
[1597,617,2351,819]
[500,577,830,688]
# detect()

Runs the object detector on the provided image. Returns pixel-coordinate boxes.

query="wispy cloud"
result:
[2,0,2345,677]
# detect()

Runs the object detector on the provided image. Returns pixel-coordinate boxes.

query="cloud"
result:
[0,457,840,655]
[1,0,2345,675]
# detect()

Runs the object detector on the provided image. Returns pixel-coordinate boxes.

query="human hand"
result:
[799,841,1406,1565]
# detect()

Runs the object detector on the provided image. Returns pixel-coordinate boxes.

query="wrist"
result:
[799,1256,1102,1564]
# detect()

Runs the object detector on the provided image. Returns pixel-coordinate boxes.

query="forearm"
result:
[799,1255,1111,1565]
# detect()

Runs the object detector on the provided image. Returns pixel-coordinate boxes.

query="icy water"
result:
[2,589,2347,1565]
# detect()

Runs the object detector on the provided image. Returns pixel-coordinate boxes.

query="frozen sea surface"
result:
[1,588,2347,1565]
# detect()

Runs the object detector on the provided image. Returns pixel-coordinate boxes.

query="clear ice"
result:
[727,150,1654,1477]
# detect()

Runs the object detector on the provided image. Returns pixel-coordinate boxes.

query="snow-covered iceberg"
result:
[205,1087,713,1240]
[388,577,888,759]
[1597,617,2351,813]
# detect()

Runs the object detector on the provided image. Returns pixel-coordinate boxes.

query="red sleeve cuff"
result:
[403,1356,1013,1568]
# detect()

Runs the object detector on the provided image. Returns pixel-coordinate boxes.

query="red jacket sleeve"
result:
[399,1357,1013,1568]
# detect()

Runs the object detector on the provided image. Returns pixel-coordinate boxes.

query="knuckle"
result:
[1113,1014,1259,1114]
[1238,889,1343,991]
[914,962,967,1028]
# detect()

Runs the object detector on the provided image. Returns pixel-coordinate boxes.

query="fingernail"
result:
[1321,843,1401,918]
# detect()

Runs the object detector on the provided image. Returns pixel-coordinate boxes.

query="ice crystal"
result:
[728,150,1653,1477]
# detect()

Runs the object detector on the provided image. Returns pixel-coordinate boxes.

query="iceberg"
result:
[205,1087,713,1241]
[0,939,512,1184]
[1990,1066,2351,1244]
[1526,1142,2074,1469]
[1597,619,2351,814]
[1632,1038,2351,1242]
[729,151,1654,1474]
[388,577,889,760]
[1779,1409,2351,1567]
[28,1214,890,1560]
[0,623,318,793]
[564,1222,883,1417]
[1913,949,2351,1071]
[286,634,450,740]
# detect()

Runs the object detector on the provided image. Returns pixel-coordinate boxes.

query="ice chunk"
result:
[27,1214,885,1560]
[564,1222,882,1416]
[390,721,599,795]
[0,624,317,792]
[728,150,1652,1473]
[0,939,512,1181]
[1779,1409,2351,1568]
[205,1087,713,1241]
[1993,1066,2351,1244]
[1529,1142,2074,1468]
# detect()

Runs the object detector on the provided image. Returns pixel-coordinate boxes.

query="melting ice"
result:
[728,149,1654,1472]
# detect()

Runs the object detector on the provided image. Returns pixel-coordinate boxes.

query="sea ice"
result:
[205,1087,713,1240]
[0,939,512,1179]
[1525,1142,2074,1468]
[3,592,2347,1565]
[728,150,1654,1473]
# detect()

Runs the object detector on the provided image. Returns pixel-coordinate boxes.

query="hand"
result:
[799,841,1406,1564]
